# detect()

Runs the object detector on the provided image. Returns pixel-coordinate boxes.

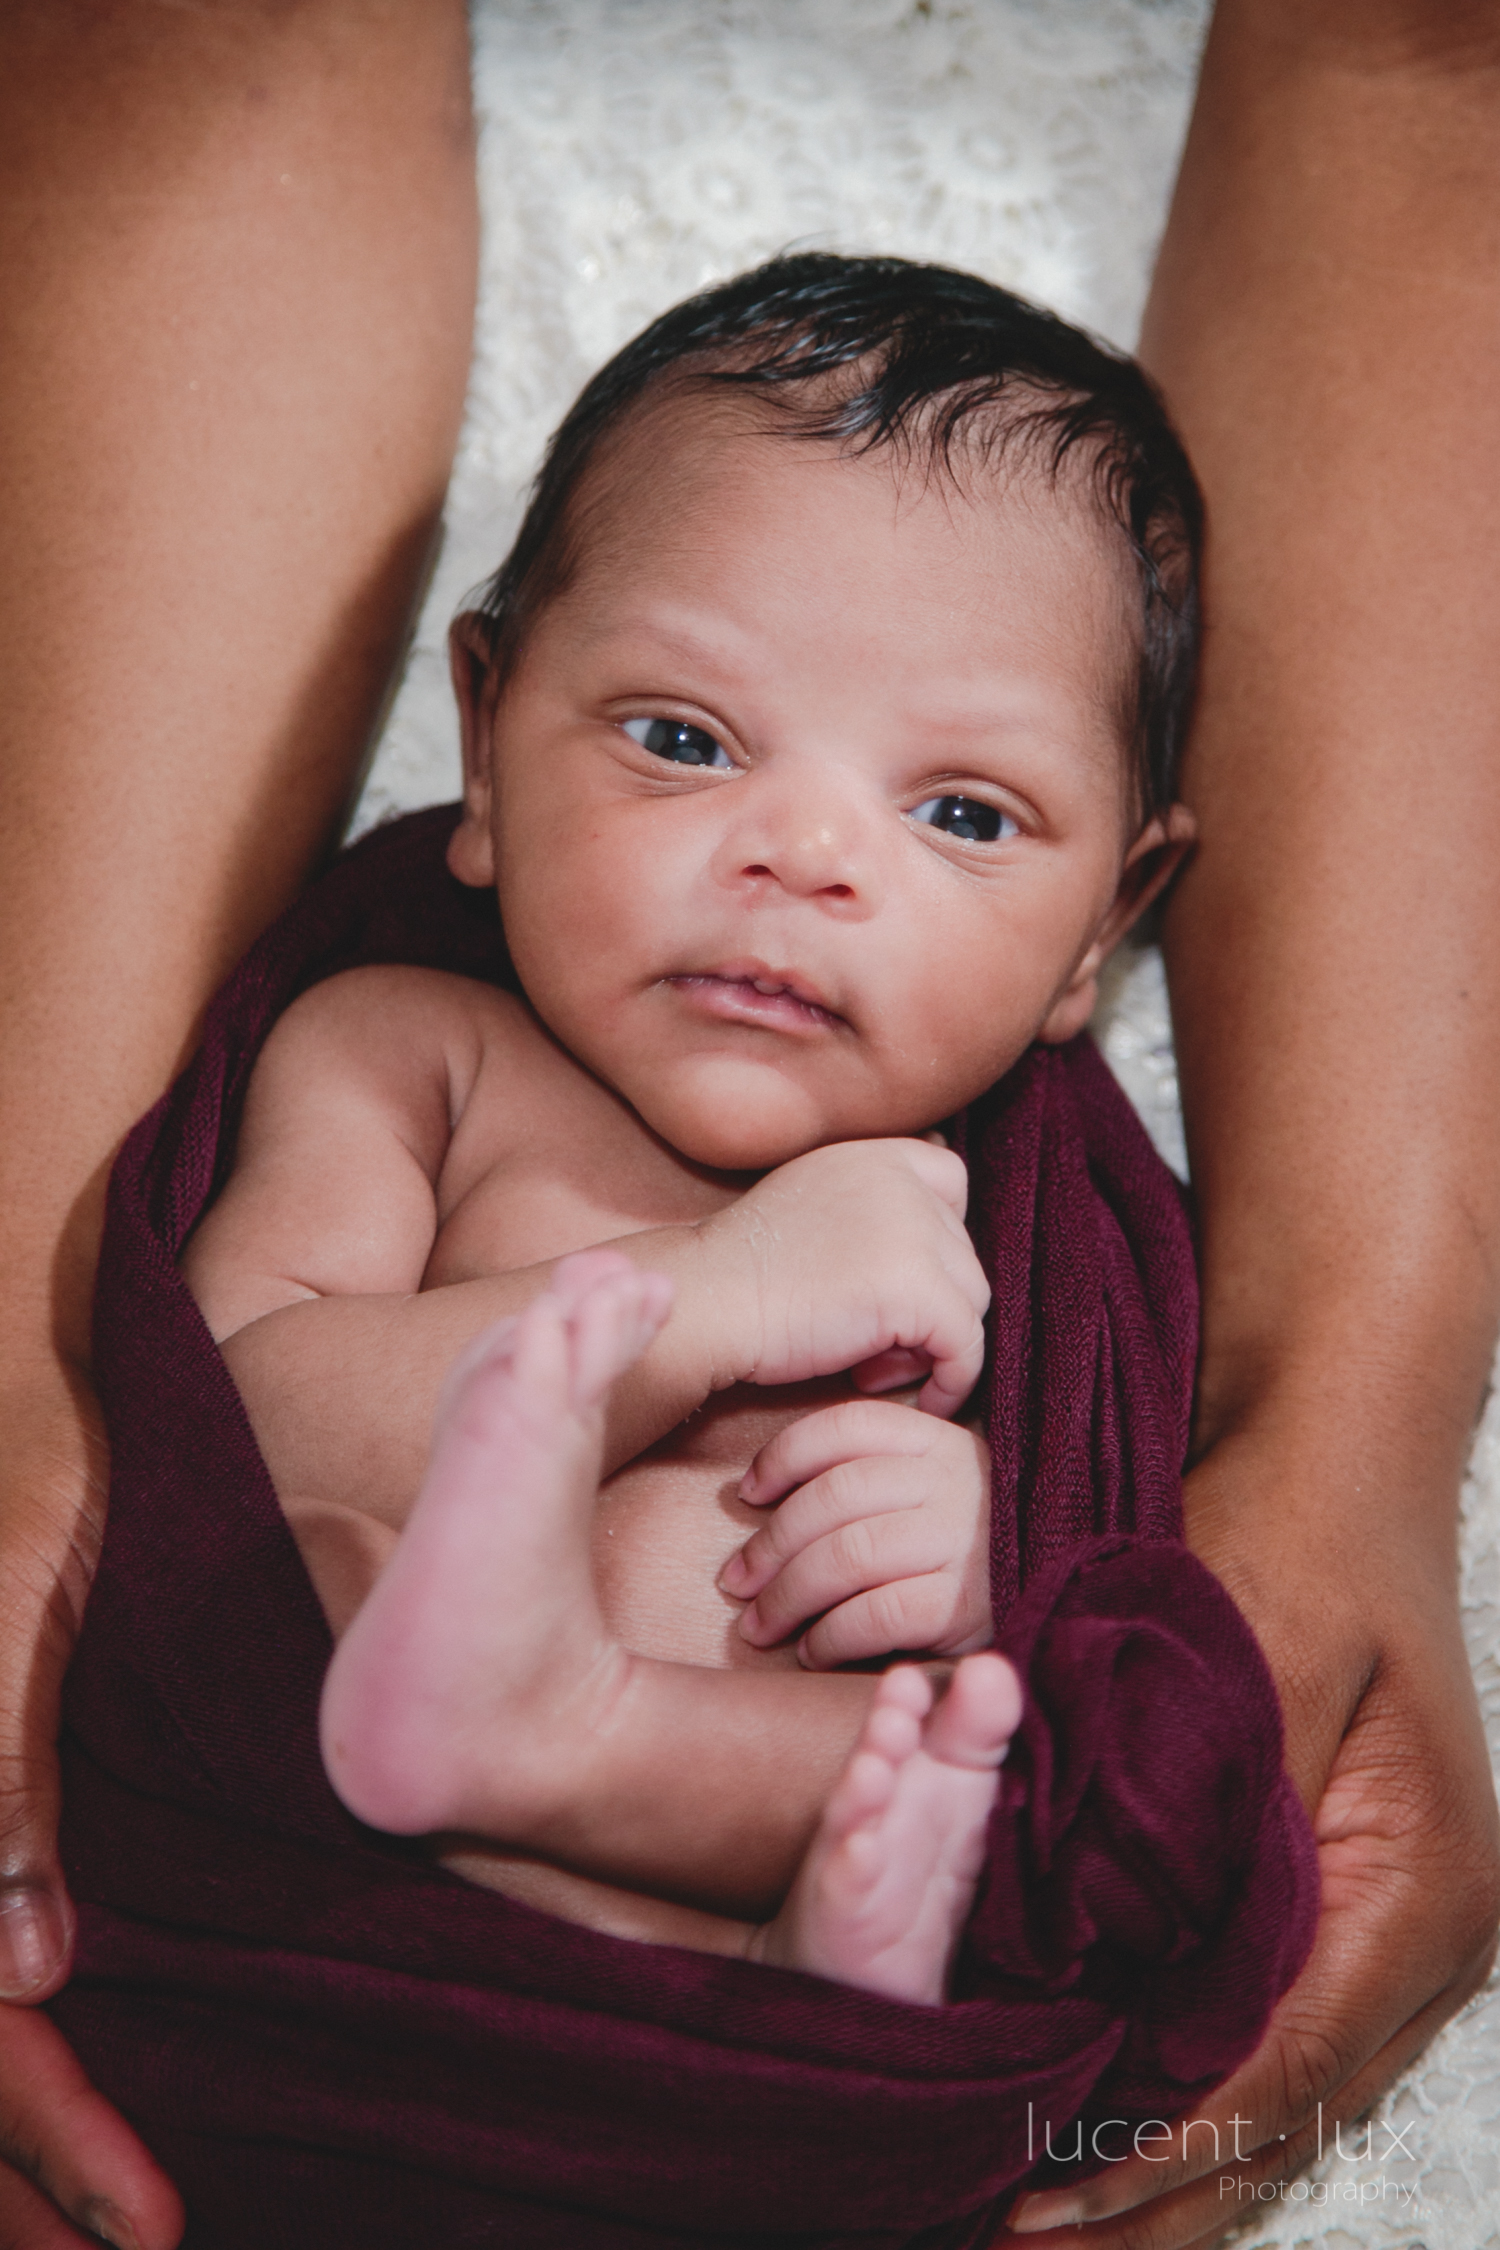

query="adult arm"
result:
[1008,1,1500,2237]
[0,5,476,2242]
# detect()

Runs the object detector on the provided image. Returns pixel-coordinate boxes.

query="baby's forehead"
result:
[528,389,1137,828]
[569,380,1135,614]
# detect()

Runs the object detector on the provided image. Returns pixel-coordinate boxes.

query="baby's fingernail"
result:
[81,2201,144,2250]
[718,1553,747,1592]
[1008,2194,1082,2234]
[0,1886,67,1998]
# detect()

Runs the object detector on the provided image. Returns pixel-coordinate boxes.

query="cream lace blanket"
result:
[353,7,1499,2240]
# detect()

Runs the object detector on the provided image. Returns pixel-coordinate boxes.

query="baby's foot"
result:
[754,1652,1022,2005]
[320,1250,672,1840]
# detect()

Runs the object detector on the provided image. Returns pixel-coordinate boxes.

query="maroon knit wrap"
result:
[51,807,1317,2249]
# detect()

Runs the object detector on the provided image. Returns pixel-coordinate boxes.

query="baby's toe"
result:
[565,1267,672,1407]
[926,1653,1022,1771]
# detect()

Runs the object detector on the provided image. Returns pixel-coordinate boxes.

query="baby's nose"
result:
[712,783,882,913]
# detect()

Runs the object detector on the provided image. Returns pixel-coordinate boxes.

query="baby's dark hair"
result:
[470,251,1201,816]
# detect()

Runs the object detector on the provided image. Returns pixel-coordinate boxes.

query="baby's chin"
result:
[623,1060,937,1177]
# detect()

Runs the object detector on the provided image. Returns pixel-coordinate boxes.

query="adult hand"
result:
[0,1363,183,2250]
[1004,1421,1500,2244]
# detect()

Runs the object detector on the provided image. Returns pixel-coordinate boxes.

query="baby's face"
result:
[451,396,1188,1173]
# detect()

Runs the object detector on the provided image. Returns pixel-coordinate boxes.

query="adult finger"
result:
[997,1959,1487,2250]
[0,1368,116,2005]
[0,2163,99,2250]
[0,2005,184,2250]
[0,1543,81,2002]
[1002,1664,1499,2241]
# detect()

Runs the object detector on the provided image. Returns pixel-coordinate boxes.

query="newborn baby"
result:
[183,253,1197,2008]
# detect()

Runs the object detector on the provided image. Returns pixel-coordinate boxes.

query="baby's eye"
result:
[622,717,733,769]
[908,795,1017,844]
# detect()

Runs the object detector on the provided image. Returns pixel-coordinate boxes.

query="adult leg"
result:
[0,3,476,2239]
[1010,2,1500,2237]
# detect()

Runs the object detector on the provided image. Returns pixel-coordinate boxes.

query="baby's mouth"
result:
[664,967,848,1035]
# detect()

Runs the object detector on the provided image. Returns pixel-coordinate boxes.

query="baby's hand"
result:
[718,1399,993,1668]
[694,1139,989,1418]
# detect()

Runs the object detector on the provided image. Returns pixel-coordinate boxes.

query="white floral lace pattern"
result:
[352,7,1499,2243]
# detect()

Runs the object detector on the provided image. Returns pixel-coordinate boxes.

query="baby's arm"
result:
[184,967,747,1517]
[188,968,992,1530]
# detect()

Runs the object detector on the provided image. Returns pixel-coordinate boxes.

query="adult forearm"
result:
[0,0,477,1378]
[1000,17,1500,2236]
[1142,0,1500,1512]
[0,16,476,2230]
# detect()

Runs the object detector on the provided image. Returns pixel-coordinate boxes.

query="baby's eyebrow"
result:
[570,608,753,680]
[894,692,1119,756]
[570,606,1125,779]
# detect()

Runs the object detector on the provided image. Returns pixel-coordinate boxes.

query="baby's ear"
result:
[446,613,500,892]
[1037,803,1197,1045]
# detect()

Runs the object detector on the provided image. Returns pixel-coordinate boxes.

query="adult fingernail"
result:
[1008,2194,1082,2234]
[0,1887,67,1997]
[81,2200,143,2250]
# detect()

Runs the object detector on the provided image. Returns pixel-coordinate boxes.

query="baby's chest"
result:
[422,1032,735,1288]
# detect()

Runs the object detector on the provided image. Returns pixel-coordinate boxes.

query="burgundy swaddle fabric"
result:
[52,807,1317,2249]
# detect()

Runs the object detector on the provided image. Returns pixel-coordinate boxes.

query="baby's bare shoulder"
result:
[266,962,513,1058]
[258,964,534,1115]
[185,968,538,1333]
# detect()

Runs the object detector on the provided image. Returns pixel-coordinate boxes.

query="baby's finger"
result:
[738,1512,954,1648]
[901,1245,990,1420]
[722,1455,930,1601]
[741,1398,938,1507]
[849,1348,933,1397]
[891,1138,970,1219]
[799,1574,957,1670]
[937,1226,994,1320]
[913,1322,987,1420]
